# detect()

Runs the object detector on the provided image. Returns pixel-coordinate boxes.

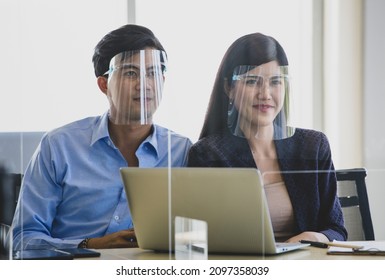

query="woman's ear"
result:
[223,78,234,100]
[97,76,108,95]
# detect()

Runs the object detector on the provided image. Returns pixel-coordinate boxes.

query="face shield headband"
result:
[105,49,167,125]
[227,64,295,140]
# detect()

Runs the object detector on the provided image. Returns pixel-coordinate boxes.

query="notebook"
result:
[327,241,385,256]
[120,167,309,255]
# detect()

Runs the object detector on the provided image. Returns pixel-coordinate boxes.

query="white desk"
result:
[87,241,385,260]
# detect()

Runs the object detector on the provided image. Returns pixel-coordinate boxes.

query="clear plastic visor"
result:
[105,49,167,125]
[227,64,295,140]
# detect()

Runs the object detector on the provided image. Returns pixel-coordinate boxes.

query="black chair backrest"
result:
[0,171,22,226]
[1,167,20,259]
[0,223,11,260]
[336,168,375,240]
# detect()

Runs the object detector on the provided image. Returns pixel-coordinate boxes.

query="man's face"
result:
[106,49,166,125]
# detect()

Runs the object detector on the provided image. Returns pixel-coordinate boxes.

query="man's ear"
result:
[97,76,108,95]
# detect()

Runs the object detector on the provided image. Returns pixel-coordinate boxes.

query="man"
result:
[12,24,192,250]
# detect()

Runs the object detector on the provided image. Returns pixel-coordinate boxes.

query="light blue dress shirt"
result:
[12,112,192,249]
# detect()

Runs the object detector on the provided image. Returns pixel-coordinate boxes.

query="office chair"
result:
[1,168,19,259]
[0,223,12,260]
[336,168,375,241]
[0,172,22,226]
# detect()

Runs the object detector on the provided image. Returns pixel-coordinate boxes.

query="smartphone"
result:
[60,248,101,258]
[13,249,74,260]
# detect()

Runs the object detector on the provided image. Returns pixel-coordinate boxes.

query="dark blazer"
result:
[187,128,347,241]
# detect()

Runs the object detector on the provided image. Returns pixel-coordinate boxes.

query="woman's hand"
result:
[86,228,138,249]
[285,231,329,243]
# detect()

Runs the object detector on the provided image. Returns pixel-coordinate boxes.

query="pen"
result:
[300,240,364,250]
[300,240,328,248]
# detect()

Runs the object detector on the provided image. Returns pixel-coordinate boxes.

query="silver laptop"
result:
[120,167,309,255]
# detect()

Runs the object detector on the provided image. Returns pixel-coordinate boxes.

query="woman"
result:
[187,32,347,242]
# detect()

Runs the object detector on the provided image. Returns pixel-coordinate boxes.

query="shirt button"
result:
[114,216,119,221]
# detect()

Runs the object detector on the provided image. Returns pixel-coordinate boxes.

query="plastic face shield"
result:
[227,64,295,140]
[105,49,167,125]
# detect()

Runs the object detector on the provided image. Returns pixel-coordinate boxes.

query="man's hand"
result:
[86,228,138,249]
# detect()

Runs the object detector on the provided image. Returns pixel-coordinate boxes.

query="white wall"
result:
[0,0,128,132]
[363,0,385,240]
[323,0,363,169]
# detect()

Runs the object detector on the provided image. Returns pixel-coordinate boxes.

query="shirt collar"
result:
[90,111,159,158]
[91,111,110,146]
[143,124,159,158]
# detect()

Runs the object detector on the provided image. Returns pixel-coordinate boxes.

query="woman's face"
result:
[229,61,287,135]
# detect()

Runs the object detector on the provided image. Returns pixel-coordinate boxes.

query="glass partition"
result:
[174,216,207,260]
[4,145,385,260]
[165,167,383,259]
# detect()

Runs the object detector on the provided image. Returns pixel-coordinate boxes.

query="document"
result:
[327,241,385,256]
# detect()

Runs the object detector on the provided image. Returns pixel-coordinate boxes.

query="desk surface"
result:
[87,241,385,260]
